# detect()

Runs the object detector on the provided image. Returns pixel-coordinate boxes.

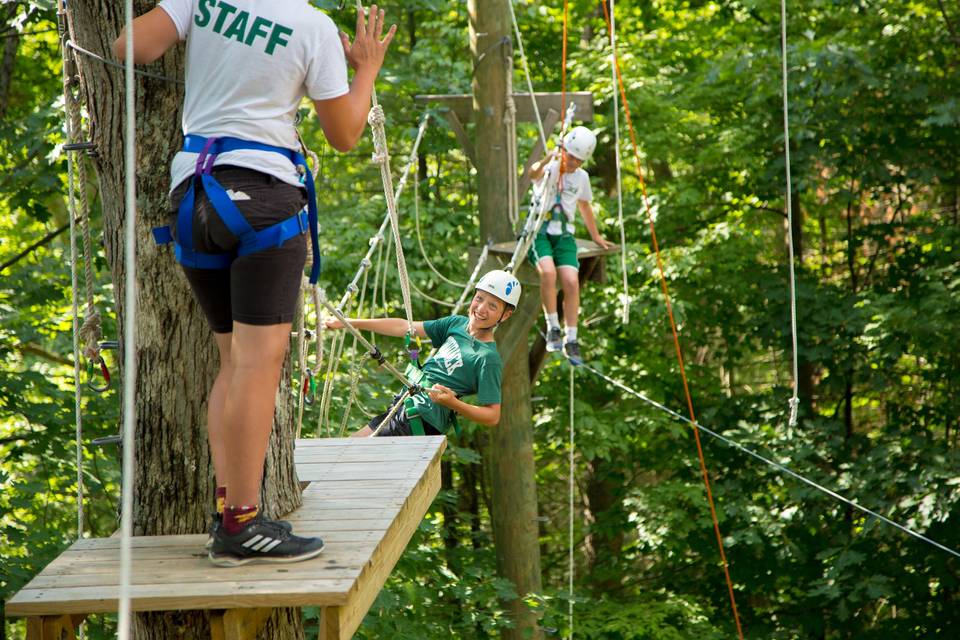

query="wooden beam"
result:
[320,440,445,640]
[415,92,594,124]
[25,613,83,640]
[441,110,476,167]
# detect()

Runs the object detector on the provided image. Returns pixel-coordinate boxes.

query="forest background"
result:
[2,0,960,638]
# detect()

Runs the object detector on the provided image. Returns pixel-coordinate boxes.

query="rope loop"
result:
[367,104,386,127]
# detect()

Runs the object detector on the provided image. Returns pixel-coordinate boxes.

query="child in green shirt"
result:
[324,270,520,436]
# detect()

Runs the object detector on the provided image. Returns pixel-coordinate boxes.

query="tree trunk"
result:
[582,458,626,595]
[0,3,19,116]
[470,0,543,637]
[69,2,303,637]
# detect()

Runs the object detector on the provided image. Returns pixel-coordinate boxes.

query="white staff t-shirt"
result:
[533,159,593,235]
[158,0,349,190]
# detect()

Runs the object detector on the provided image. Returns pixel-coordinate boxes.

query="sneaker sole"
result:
[545,344,563,352]
[208,541,325,567]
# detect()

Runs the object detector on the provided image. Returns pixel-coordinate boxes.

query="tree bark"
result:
[582,458,626,595]
[0,2,20,116]
[68,2,303,637]
[470,0,543,637]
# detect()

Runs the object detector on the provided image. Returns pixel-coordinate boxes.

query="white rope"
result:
[504,51,520,229]
[337,113,430,312]
[507,0,548,150]
[117,0,137,634]
[576,360,960,560]
[450,241,491,317]
[412,153,467,289]
[608,0,630,324]
[567,364,575,639]
[780,0,801,428]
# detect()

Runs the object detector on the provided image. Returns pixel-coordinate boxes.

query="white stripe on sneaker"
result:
[252,537,276,551]
[261,539,283,553]
[242,534,264,549]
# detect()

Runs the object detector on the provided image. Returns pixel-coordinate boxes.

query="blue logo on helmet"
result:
[505,282,515,295]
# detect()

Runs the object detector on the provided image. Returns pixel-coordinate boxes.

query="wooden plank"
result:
[8,579,356,616]
[414,92,594,124]
[8,436,447,625]
[321,438,446,640]
[489,237,620,260]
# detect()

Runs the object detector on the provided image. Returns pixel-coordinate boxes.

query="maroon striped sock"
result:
[223,504,259,535]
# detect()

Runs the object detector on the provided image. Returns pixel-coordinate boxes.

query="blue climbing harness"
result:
[152,135,321,283]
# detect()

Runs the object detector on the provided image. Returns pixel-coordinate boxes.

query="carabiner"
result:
[86,354,111,393]
[302,370,316,405]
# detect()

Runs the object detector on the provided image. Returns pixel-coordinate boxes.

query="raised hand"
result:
[339,4,397,74]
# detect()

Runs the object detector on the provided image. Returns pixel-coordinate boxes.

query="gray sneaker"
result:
[209,516,324,567]
[205,512,292,550]
[545,328,563,352]
[563,340,583,365]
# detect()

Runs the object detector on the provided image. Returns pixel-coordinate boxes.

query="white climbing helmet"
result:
[563,126,597,162]
[476,270,522,308]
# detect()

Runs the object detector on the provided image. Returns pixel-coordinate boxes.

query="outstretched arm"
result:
[429,385,501,426]
[578,200,614,249]
[324,316,426,339]
[112,7,180,64]
[312,4,396,152]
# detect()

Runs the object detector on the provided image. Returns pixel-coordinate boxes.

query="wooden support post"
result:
[25,613,85,640]
[210,608,273,640]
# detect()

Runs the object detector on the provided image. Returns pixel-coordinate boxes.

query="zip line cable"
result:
[598,1,744,635]
[567,364,576,640]
[577,360,960,561]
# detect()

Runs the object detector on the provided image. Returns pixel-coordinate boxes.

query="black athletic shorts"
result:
[367,396,443,437]
[169,166,308,334]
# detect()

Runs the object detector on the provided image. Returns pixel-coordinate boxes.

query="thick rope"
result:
[780,0,801,428]
[607,0,630,324]
[367,103,416,336]
[59,1,85,544]
[577,360,960,561]
[504,51,520,229]
[337,265,374,435]
[337,113,430,312]
[567,364,575,639]
[598,2,744,635]
[117,0,137,634]
[61,23,102,364]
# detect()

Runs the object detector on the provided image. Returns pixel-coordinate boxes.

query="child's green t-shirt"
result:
[408,315,503,430]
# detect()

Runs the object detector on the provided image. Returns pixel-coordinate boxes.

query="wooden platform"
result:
[6,436,446,640]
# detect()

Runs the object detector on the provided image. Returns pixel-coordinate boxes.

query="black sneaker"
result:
[545,328,563,352]
[563,340,583,365]
[204,513,293,550]
[209,517,324,567]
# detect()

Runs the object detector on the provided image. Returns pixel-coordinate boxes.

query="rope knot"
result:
[367,105,385,127]
[79,308,103,361]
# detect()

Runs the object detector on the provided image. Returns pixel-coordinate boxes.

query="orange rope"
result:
[598,1,744,637]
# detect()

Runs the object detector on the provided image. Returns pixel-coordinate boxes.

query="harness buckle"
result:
[194,136,221,176]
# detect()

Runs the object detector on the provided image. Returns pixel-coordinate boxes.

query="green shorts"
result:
[528,232,580,271]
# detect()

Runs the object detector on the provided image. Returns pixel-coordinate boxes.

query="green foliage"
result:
[6,0,960,638]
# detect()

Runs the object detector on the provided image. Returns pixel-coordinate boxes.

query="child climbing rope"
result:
[527,126,613,365]
[114,0,396,566]
[324,270,521,436]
